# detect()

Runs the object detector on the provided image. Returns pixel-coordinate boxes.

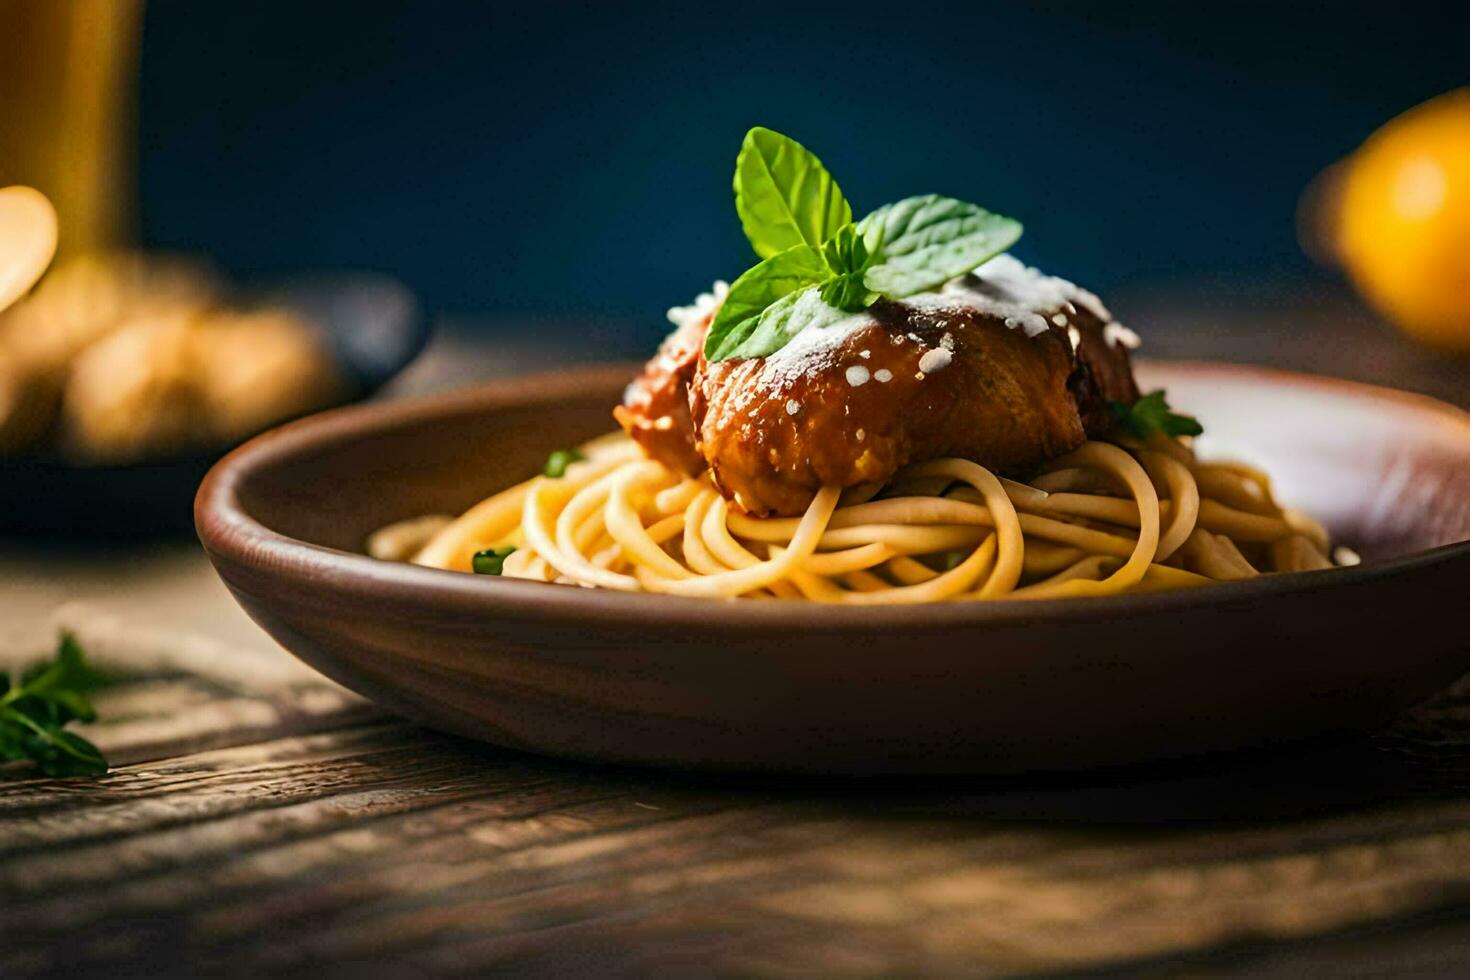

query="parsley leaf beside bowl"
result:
[1,632,109,778]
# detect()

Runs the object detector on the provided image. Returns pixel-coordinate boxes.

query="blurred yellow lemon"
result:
[1337,88,1470,351]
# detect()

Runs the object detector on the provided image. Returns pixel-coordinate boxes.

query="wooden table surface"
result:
[4,287,1469,977]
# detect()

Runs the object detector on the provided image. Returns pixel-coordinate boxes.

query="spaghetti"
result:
[387,429,1340,603]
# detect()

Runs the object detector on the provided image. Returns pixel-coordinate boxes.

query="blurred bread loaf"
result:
[59,310,206,459]
[0,252,341,461]
[0,252,217,374]
[192,307,339,443]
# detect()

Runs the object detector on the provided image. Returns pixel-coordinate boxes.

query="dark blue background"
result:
[136,1,1466,327]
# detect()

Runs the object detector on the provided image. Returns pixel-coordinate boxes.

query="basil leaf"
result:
[704,244,830,360]
[711,285,851,362]
[818,224,878,312]
[820,223,870,275]
[1110,390,1204,439]
[819,273,875,312]
[734,127,852,260]
[859,194,1023,296]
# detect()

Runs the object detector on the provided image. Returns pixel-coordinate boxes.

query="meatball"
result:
[618,255,1141,516]
[612,308,705,475]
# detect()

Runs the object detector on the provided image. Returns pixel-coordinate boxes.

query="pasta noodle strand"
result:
[395,432,1346,602]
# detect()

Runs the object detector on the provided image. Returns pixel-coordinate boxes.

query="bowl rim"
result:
[196,359,1470,633]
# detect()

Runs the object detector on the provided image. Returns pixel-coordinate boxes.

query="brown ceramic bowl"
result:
[196,361,1470,775]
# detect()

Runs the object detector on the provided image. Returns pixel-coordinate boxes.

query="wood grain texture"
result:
[5,675,1470,977]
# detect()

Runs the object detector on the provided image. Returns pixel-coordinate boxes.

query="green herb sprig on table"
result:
[1110,390,1204,440]
[1,633,108,777]
[705,127,1024,362]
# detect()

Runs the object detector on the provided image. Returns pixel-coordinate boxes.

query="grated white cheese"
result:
[940,332,955,351]
[785,399,800,416]
[918,348,952,374]
[905,254,1112,335]
[666,280,729,331]
[1104,321,1142,350]
[874,368,893,383]
[744,296,876,397]
[1004,314,1050,337]
[733,254,1124,403]
[859,349,871,359]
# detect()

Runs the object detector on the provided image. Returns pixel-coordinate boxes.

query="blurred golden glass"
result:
[0,0,145,256]
[1303,88,1470,352]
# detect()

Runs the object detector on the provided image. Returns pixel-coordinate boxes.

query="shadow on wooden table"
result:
[459,676,1470,828]
[5,609,1470,977]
